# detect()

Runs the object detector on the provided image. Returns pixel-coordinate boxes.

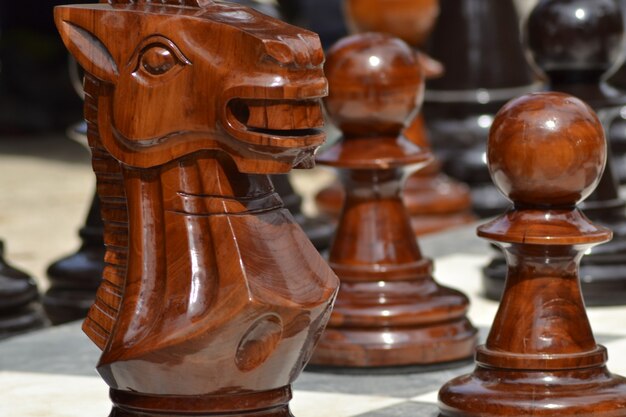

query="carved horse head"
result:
[55,0,327,173]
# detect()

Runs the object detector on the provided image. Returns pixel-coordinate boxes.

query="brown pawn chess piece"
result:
[439,91,626,417]
[56,2,339,417]
[483,0,626,306]
[315,0,476,236]
[423,0,538,218]
[309,33,477,369]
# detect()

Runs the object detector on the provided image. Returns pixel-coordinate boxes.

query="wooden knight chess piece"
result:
[424,0,538,218]
[309,33,477,368]
[483,0,626,306]
[42,0,332,328]
[315,0,476,236]
[439,91,626,417]
[55,2,339,416]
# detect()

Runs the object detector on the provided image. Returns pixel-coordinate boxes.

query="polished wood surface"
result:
[424,0,537,218]
[309,33,477,368]
[55,2,338,416]
[315,0,475,236]
[483,0,626,306]
[439,92,626,416]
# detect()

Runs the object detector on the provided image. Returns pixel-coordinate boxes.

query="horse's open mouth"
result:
[227,98,325,140]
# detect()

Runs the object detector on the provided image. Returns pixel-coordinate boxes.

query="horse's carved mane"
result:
[82,74,129,349]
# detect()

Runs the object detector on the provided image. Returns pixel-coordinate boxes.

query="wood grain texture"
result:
[309,33,477,368]
[55,2,338,416]
[439,92,626,416]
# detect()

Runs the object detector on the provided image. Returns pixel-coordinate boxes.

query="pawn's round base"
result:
[439,365,626,417]
[0,304,47,339]
[483,254,626,306]
[309,284,477,368]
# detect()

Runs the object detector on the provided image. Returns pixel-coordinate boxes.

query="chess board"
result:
[1,226,626,417]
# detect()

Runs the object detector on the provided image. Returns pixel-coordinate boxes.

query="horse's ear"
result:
[54,6,119,84]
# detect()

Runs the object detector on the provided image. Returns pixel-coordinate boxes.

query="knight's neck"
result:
[124,153,279,215]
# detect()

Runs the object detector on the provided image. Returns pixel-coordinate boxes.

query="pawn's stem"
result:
[479,242,603,370]
[329,168,424,268]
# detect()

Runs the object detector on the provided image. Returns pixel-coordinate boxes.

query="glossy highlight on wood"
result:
[438,92,626,416]
[55,1,339,416]
[309,32,477,369]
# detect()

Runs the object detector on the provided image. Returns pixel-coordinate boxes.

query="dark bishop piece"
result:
[55,1,339,416]
[439,92,626,416]
[309,33,477,369]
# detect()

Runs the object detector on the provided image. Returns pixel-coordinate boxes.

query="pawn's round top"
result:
[526,0,623,74]
[323,32,424,138]
[488,92,605,207]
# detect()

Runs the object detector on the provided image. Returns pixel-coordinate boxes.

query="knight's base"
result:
[483,256,626,306]
[439,365,626,417]
[309,317,477,369]
[109,388,295,417]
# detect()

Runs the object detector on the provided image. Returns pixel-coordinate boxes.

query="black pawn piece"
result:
[0,241,46,337]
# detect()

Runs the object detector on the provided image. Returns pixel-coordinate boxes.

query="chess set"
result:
[1,0,626,416]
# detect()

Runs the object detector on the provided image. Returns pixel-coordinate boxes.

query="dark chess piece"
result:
[315,0,476,236]
[0,23,47,337]
[424,0,538,218]
[309,33,477,368]
[42,195,105,324]
[483,0,626,306]
[0,241,47,338]
[56,2,339,416]
[604,0,626,184]
[440,91,626,417]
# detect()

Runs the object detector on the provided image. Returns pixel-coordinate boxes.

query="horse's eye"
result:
[140,46,177,75]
